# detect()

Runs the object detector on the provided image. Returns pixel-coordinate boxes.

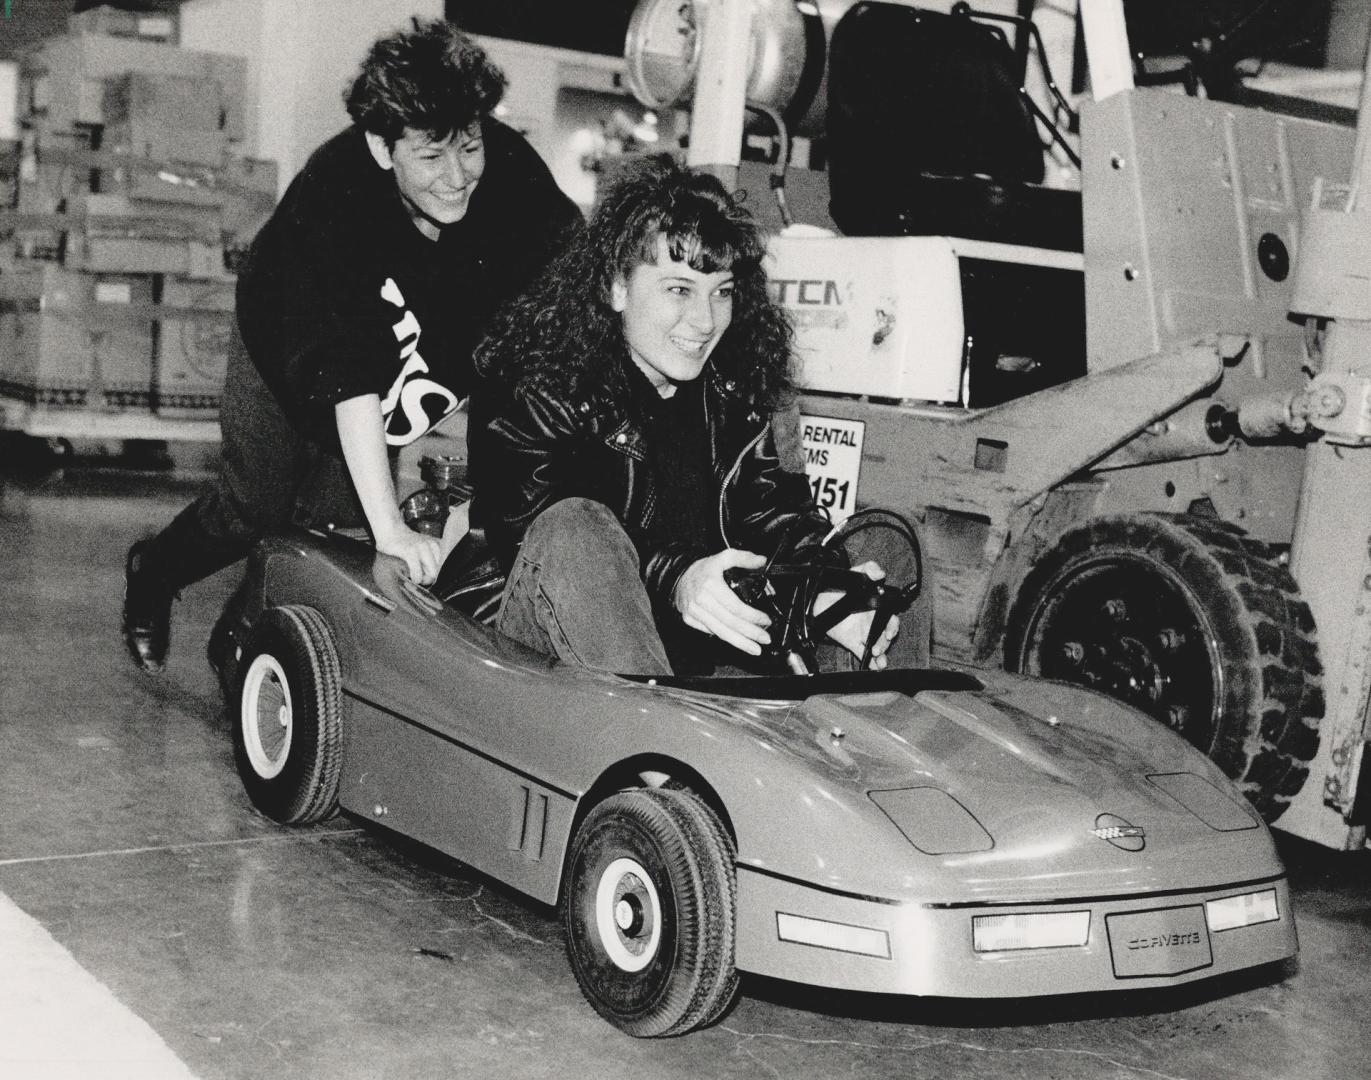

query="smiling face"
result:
[366,125,485,240]
[611,235,735,397]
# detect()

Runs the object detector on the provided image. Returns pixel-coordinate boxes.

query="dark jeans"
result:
[496,498,673,676]
[495,497,934,677]
[140,327,365,596]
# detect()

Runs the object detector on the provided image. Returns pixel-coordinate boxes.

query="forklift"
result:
[622,0,1371,847]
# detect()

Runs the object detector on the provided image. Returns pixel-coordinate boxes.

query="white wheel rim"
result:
[594,856,662,973]
[240,654,293,780]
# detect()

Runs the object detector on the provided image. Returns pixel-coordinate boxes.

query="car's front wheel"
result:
[562,788,737,1037]
[232,604,343,824]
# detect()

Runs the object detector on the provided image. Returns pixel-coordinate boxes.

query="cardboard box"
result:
[69,6,179,44]
[155,277,234,415]
[5,130,95,258]
[107,164,232,209]
[103,120,230,168]
[224,156,279,200]
[14,161,88,215]
[56,193,222,275]
[68,192,223,244]
[0,264,154,409]
[187,241,230,280]
[0,139,18,208]
[10,128,96,211]
[0,316,91,407]
[7,191,228,274]
[69,234,203,275]
[102,72,225,133]
[103,154,276,214]
[219,157,278,244]
[91,273,158,408]
[0,268,86,405]
[100,154,276,250]
[23,34,246,141]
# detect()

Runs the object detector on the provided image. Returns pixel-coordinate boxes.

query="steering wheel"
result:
[724,509,923,674]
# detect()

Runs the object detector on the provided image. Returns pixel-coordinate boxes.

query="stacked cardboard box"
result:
[0,21,276,421]
[23,31,247,141]
[69,4,180,45]
[102,72,231,167]
[156,278,235,416]
[0,263,154,409]
[0,140,17,209]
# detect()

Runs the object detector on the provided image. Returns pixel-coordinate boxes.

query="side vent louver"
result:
[509,784,549,860]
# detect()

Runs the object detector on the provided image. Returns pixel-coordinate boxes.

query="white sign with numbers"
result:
[800,415,864,525]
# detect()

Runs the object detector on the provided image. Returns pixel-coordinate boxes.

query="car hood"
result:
[650,671,1275,903]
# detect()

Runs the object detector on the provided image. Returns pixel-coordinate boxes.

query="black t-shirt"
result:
[636,375,734,674]
[236,119,582,449]
[645,377,715,554]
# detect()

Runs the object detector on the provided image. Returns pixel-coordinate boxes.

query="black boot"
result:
[123,541,174,674]
[122,502,257,676]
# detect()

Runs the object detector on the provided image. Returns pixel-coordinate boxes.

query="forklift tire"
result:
[1003,512,1322,823]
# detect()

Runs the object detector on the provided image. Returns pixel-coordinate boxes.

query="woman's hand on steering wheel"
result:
[813,560,901,670]
[674,548,772,656]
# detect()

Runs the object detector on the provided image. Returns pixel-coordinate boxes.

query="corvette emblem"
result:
[1092,813,1146,851]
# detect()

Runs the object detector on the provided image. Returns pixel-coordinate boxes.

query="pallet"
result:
[0,394,220,442]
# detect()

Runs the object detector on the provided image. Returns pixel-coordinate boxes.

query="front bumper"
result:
[735,867,1296,997]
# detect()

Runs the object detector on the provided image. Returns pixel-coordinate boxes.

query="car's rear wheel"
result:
[562,788,737,1037]
[1003,512,1322,822]
[232,604,343,824]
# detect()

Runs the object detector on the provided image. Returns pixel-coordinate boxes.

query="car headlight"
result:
[1205,889,1280,932]
[776,913,892,958]
[972,911,1091,953]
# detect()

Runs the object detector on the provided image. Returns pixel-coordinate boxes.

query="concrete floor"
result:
[1,446,1369,1080]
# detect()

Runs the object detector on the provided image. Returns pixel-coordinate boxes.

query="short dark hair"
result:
[344,19,506,145]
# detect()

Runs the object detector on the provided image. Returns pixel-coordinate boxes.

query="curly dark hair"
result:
[477,155,794,408]
[344,19,506,145]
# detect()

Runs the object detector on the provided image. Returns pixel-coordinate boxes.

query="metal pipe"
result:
[687,0,754,179]
[1079,0,1135,102]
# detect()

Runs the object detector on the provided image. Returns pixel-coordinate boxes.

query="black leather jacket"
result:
[470,357,834,610]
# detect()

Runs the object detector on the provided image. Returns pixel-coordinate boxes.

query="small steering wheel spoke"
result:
[809,585,875,639]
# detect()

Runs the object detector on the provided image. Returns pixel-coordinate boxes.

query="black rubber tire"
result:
[1003,513,1322,822]
[660,790,739,1032]
[232,605,344,825]
[562,788,737,1037]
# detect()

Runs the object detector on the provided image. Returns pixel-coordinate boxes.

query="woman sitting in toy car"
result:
[465,156,914,676]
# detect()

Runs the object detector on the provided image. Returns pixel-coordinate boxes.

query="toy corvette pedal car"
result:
[217,523,1297,1037]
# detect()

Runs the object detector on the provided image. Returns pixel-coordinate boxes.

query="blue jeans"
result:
[496,499,673,676]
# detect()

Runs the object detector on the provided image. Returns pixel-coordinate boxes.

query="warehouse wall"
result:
[179,0,442,192]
